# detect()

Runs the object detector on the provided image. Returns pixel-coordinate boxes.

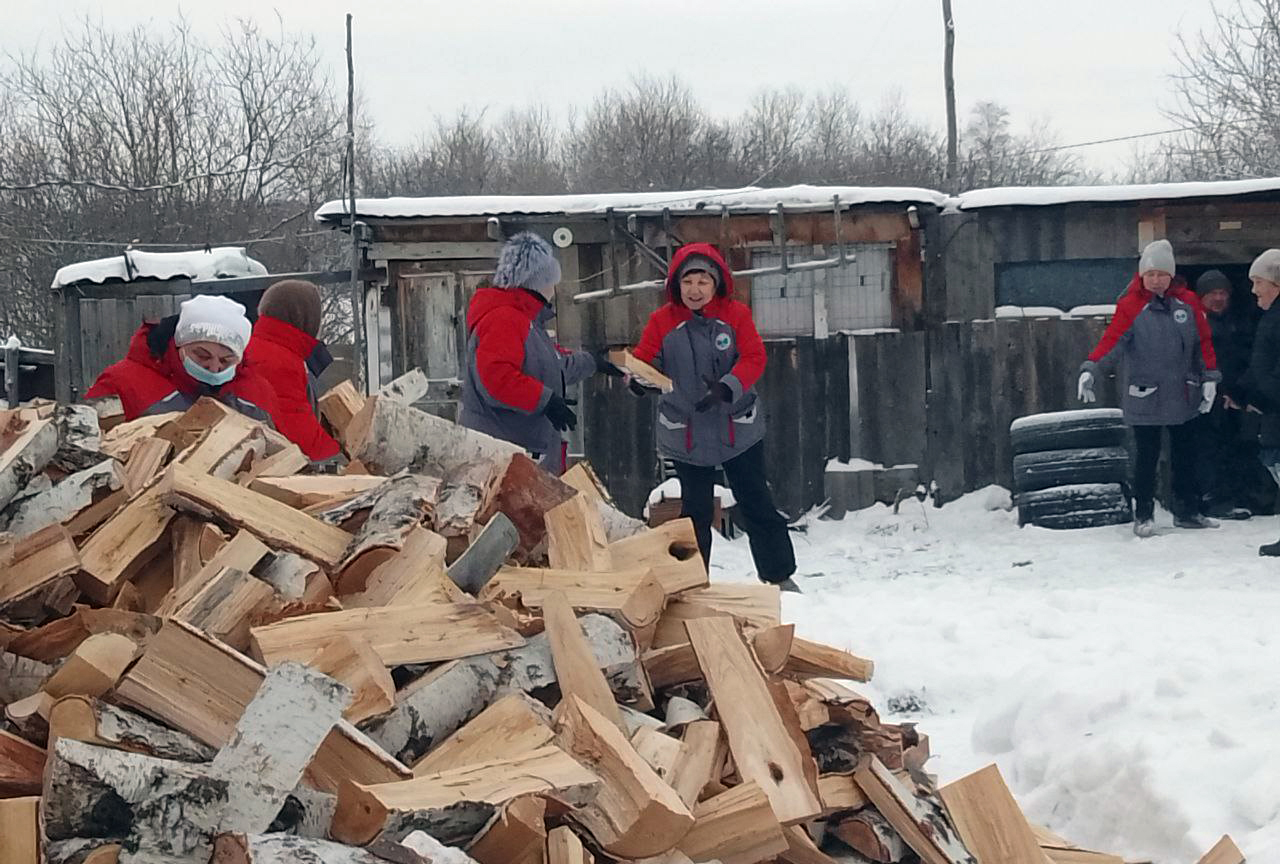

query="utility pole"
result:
[942,0,958,192]
[345,13,366,392]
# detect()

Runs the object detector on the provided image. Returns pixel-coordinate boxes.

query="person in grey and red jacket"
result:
[630,243,798,590]
[1078,239,1222,537]
[459,231,620,474]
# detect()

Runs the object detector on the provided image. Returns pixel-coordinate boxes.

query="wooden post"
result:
[5,336,20,408]
[942,0,958,192]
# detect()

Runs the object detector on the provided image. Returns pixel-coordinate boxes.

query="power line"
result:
[0,229,336,249]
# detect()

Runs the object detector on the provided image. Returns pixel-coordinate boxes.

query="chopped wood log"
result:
[213,833,390,864]
[379,369,433,406]
[937,764,1042,864]
[903,732,930,774]
[546,493,613,571]
[484,567,666,633]
[631,726,683,784]
[653,585,781,648]
[250,603,524,668]
[171,515,206,589]
[468,796,546,864]
[561,461,646,544]
[75,482,173,605]
[267,784,338,839]
[668,720,722,807]
[163,463,353,567]
[110,582,145,613]
[547,826,595,864]
[42,840,122,864]
[211,662,351,834]
[685,616,821,825]
[335,473,440,595]
[249,475,386,509]
[347,526,457,608]
[241,443,310,483]
[311,635,396,724]
[4,690,51,742]
[544,591,627,731]
[62,488,128,540]
[475,453,577,558]
[784,637,874,683]
[852,756,974,864]
[173,567,276,652]
[0,414,58,511]
[780,823,844,864]
[363,613,645,764]
[662,695,706,731]
[347,395,519,479]
[47,695,215,762]
[257,551,321,602]
[0,650,54,703]
[1041,851,1124,864]
[113,620,411,793]
[675,781,789,864]
[176,411,268,480]
[128,537,176,615]
[157,530,272,617]
[331,745,599,846]
[751,623,796,674]
[0,796,39,864]
[0,729,45,796]
[817,773,870,815]
[123,436,173,494]
[553,696,694,858]
[2,459,123,539]
[412,693,552,776]
[829,808,907,863]
[609,350,673,392]
[608,518,703,587]
[1195,835,1245,864]
[0,524,80,626]
[3,608,159,664]
[42,632,138,698]
[319,380,367,443]
[448,513,519,595]
[100,412,180,460]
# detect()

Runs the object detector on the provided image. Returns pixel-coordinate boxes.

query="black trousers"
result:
[673,441,797,584]
[1132,423,1201,521]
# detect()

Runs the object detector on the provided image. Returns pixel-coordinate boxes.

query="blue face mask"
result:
[183,354,237,387]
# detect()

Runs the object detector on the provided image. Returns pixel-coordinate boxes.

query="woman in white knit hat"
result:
[1077,239,1222,537]
[87,293,283,426]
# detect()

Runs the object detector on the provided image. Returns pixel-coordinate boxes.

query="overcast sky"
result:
[5,0,1223,181]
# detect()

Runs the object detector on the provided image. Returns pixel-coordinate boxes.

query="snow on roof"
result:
[52,247,268,289]
[314,184,948,222]
[953,176,1280,210]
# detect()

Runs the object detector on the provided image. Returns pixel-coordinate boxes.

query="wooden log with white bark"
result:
[2,459,123,539]
[0,524,81,626]
[334,473,441,596]
[346,395,519,480]
[0,413,58,511]
[447,512,519,595]
[48,695,215,762]
[213,833,394,864]
[0,650,55,703]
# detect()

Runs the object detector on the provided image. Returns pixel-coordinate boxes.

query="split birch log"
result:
[561,461,646,543]
[675,781,789,864]
[0,650,55,703]
[474,452,576,558]
[783,637,874,683]
[310,635,397,724]
[466,796,546,864]
[0,524,81,626]
[257,551,321,602]
[553,695,694,858]
[362,613,647,765]
[75,482,174,605]
[122,436,173,494]
[411,692,552,775]
[172,567,276,653]
[936,764,1042,864]
[0,796,39,864]
[249,475,386,509]
[42,839,122,864]
[547,825,594,864]
[0,414,58,511]
[609,350,674,392]
[852,755,974,864]
[447,512,519,595]
[319,380,367,443]
[213,833,393,864]
[156,529,270,617]
[334,473,441,595]
[210,662,351,835]
[3,607,160,664]
[99,411,178,459]
[545,494,613,571]
[0,728,46,796]
[331,745,600,846]
[347,526,457,608]
[544,591,626,730]
[379,368,433,406]
[668,720,722,807]
[42,632,139,698]
[346,395,519,479]
[653,584,781,648]
[828,808,907,863]
[48,695,216,762]
[483,566,666,633]
[2,459,123,539]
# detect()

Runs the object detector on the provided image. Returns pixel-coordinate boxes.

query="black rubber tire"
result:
[1017,483,1132,529]
[1010,409,1127,456]
[1012,446,1129,494]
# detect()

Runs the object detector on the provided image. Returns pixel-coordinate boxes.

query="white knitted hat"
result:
[1249,249,1280,284]
[1138,239,1175,276]
[175,295,251,358]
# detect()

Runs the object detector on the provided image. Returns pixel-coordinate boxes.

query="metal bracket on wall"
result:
[617,213,669,274]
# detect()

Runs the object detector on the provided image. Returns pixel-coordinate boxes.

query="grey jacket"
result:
[1081,276,1220,426]
[459,286,594,472]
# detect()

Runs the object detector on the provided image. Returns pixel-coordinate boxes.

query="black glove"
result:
[694,376,733,412]
[593,350,625,377]
[629,377,659,397]
[544,393,577,432]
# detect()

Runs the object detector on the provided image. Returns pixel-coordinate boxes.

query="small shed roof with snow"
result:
[314,184,949,222]
[52,247,268,289]
[952,176,1280,210]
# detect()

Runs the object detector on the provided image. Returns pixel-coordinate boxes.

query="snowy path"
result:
[708,489,1280,863]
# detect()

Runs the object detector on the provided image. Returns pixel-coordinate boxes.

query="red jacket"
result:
[86,321,284,428]
[243,315,341,461]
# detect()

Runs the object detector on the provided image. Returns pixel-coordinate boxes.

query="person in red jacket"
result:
[86,294,282,427]
[630,243,798,590]
[243,279,341,463]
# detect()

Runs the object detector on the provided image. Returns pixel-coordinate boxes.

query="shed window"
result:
[749,244,893,337]
[995,258,1135,309]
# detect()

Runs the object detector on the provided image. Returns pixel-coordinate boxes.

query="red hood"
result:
[124,322,200,393]
[467,285,547,333]
[666,243,734,305]
[1125,273,1199,307]
[252,314,319,359]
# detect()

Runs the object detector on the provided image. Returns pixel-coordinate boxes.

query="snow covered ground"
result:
[706,488,1280,863]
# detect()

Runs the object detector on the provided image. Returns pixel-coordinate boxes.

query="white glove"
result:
[1077,371,1096,404]
[1199,381,1217,414]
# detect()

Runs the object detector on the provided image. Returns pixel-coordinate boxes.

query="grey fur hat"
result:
[493,232,561,300]
[1195,269,1232,296]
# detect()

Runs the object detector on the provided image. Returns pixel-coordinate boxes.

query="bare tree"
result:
[959,101,1090,188]
[853,94,948,188]
[803,87,863,184]
[494,106,568,194]
[736,87,811,185]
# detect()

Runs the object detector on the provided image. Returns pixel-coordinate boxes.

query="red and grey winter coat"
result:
[242,314,341,462]
[458,286,595,473]
[633,244,767,467]
[86,318,284,426]
[1081,274,1220,426]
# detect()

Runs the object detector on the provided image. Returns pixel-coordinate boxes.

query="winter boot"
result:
[1173,513,1220,529]
[1260,539,1280,557]
[774,578,802,593]
[1133,519,1157,538]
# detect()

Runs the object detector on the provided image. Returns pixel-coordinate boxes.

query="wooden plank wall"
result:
[76,293,192,396]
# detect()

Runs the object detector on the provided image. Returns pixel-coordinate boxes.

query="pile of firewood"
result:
[0,371,1242,864]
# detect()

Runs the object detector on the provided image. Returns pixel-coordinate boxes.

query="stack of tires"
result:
[1011,409,1132,529]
